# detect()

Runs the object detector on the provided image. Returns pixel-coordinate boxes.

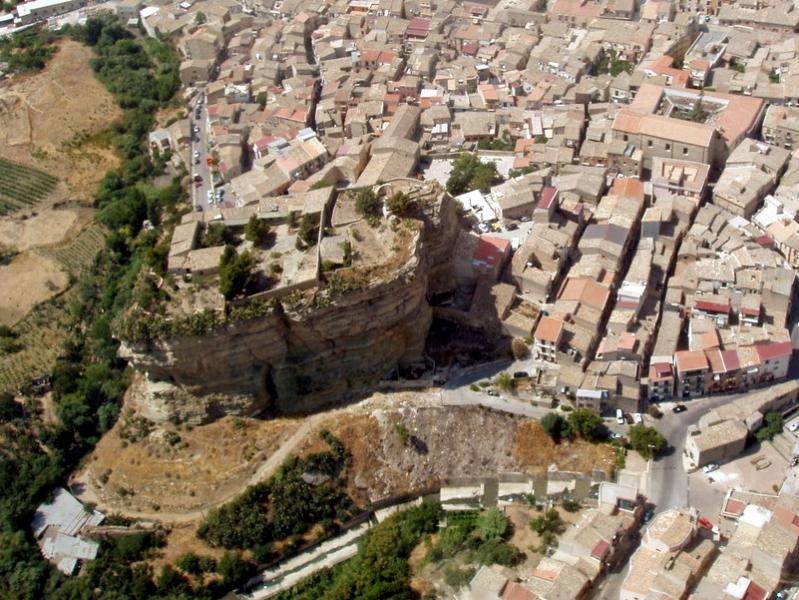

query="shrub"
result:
[511,337,530,359]
[494,372,514,391]
[628,425,667,459]
[567,408,605,443]
[541,413,570,442]
[561,498,581,513]
[218,246,256,300]
[244,214,270,245]
[386,191,415,216]
[355,187,379,219]
[755,412,784,442]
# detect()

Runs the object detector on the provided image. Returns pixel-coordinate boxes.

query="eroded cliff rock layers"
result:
[120,181,460,423]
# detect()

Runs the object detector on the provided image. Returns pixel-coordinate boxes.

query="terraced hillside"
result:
[0,288,73,393]
[0,224,107,393]
[0,158,58,215]
[38,223,106,275]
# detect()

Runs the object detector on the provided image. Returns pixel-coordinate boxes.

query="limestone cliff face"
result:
[120,184,458,422]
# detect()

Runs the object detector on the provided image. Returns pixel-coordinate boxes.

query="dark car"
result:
[513,371,529,379]
[624,413,634,424]
[506,223,519,231]
[672,404,688,414]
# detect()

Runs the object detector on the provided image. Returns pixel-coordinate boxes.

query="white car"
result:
[633,413,644,424]
[702,463,719,474]
[616,409,625,425]
[789,422,799,433]
[206,190,213,200]
[193,150,200,159]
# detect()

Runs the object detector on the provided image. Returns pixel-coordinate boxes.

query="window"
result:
[623,134,628,141]
[683,147,689,155]
[665,143,671,150]
[647,140,653,148]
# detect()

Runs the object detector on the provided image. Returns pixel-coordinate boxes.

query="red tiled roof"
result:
[610,177,644,200]
[674,350,709,373]
[695,299,730,314]
[723,498,746,516]
[754,341,792,362]
[538,186,558,209]
[501,582,540,600]
[473,235,511,267]
[743,580,767,600]
[535,316,564,343]
[591,539,610,559]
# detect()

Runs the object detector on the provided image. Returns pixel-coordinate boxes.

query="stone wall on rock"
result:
[120,181,459,423]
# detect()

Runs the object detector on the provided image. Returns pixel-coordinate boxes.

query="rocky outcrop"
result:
[120,182,459,423]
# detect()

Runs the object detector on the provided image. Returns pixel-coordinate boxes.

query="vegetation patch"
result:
[0,158,58,216]
[198,431,358,560]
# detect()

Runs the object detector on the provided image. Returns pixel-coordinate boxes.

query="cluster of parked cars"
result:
[615,409,645,425]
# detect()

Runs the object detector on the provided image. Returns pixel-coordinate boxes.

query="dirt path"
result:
[74,391,444,525]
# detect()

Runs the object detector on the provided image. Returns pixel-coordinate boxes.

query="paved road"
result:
[441,359,556,419]
[647,391,767,511]
[190,92,215,211]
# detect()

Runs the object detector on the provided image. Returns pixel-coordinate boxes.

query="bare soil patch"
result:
[74,414,302,517]
[0,252,69,326]
[0,208,89,252]
[0,40,121,205]
[297,405,615,503]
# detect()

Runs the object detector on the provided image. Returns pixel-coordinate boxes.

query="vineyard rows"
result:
[0,289,74,394]
[39,224,106,274]
[1,224,107,393]
[0,158,58,215]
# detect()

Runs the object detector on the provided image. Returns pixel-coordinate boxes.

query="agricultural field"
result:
[0,158,58,215]
[0,40,121,203]
[0,287,74,394]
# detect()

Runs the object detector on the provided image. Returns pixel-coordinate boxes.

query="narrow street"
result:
[190,91,215,211]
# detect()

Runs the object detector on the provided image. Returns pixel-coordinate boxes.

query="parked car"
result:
[616,409,625,425]
[193,150,200,159]
[610,432,623,440]
[487,389,499,397]
[520,216,531,222]
[513,371,529,379]
[505,223,518,231]
[624,413,634,424]
[633,413,644,424]
[702,463,719,474]
[672,404,687,414]
[788,422,799,432]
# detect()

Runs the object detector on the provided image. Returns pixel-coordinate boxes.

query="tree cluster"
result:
[628,424,667,459]
[198,432,357,556]
[446,153,503,196]
[218,246,257,300]
[540,409,607,443]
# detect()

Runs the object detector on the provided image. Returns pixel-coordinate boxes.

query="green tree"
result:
[475,508,510,541]
[446,152,502,195]
[244,214,270,245]
[296,214,318,248]
[203,222,233,247]
[386,190,415,217]
[256,91,267,110]
[567,408,605,443]
[755,412,784,442]
[541,413,570,442]
[494,372,514,391]
[355,187,380,219]
[194,11,207,24]
[628,424,667,459]
[529,508,564,537]
[218,245,256,300]
[217,552,255,587]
